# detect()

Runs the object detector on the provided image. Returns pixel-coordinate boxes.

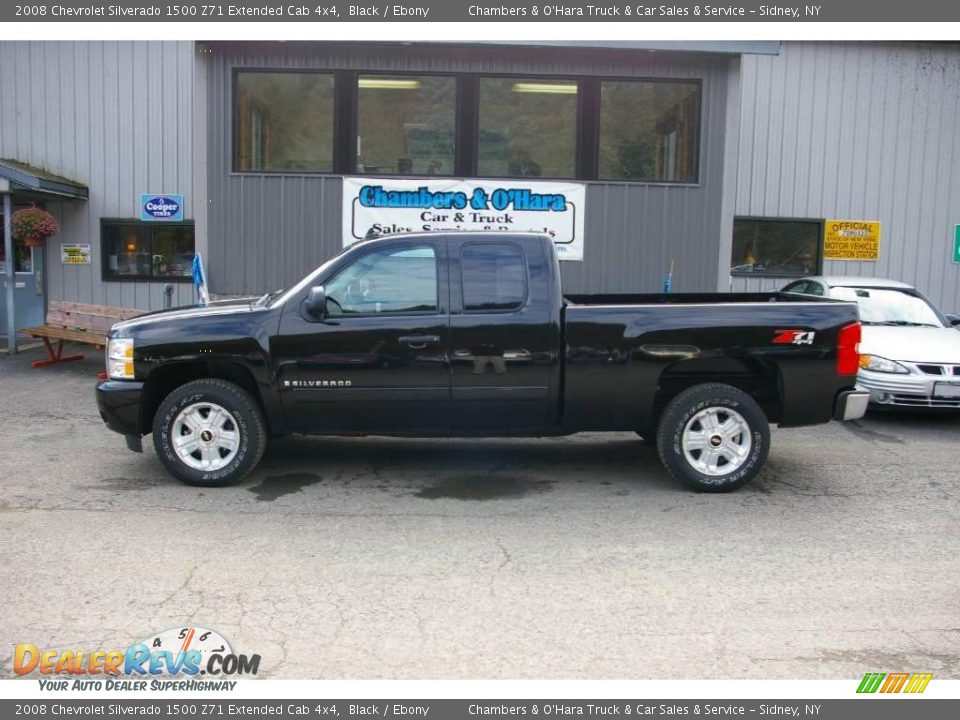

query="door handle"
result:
[503,349,532,361]
[399,335,440,349]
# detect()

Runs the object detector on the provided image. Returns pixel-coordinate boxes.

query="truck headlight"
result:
[859,354,909,374]
[107,338,135,379]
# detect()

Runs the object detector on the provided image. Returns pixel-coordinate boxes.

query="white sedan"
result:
[782,276,960,410]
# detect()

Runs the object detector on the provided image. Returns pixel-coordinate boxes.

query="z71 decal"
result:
[773,329,816,345]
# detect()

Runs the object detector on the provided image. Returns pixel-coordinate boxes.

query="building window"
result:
[599,80,699,183]
[731,218,822,277]
[102,220,195,281]
[231,69,703,183]
[461,243,527,312]
[235,72,335,172]
[477,77,578,179]
[356,75,456,176]
[325,245,438,315]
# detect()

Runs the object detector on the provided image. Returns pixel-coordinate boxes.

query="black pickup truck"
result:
[96,232,867,492]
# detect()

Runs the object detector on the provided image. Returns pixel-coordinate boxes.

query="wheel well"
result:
[140,361,267,434]
[649,359,783,431]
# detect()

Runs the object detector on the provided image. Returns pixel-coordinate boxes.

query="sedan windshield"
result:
[829,286,944,327]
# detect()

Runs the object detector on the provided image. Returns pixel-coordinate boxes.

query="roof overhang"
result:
[205,40,782,57]
[477,41,781,55]
[0,159,88,200]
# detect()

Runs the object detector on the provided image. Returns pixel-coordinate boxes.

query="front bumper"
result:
[834,389,870,421]
[857,369,960,409]
[96,380,145,437]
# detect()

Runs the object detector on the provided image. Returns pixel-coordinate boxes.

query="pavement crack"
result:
[843,420,906,445]
[495,540,512,571]
[157,564,198,610]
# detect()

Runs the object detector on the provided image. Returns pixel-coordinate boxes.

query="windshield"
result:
[829,286,944,327]
[260,242,361,308]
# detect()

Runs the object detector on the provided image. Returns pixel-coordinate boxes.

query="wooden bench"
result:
[21,300,142,368]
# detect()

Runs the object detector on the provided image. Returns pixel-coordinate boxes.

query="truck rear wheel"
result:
[655,383,769,492]
[152,379,266,487]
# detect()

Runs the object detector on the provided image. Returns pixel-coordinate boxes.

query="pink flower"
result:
[11,206,59,241]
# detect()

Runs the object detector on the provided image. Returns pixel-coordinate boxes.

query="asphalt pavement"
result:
[1,347,958,679]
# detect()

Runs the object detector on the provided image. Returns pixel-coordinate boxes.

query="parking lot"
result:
[1,347,959,680]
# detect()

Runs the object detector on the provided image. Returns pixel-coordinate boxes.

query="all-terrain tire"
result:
[152,379,267,487]
[655,383,769,492]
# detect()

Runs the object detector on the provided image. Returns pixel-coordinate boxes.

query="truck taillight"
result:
[837,322,861,376]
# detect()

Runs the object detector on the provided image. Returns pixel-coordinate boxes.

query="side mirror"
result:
[946,313,960,327]
[303,285,327,320]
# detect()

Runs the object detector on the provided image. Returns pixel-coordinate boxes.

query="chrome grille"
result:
[891,393,960,408]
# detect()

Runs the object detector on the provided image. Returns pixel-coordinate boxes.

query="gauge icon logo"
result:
[133,625,258,676]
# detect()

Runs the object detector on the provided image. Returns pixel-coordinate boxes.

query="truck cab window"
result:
[325,245,438,315]
[461,243,527,312]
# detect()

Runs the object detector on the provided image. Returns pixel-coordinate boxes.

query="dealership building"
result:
[2,40,959,345]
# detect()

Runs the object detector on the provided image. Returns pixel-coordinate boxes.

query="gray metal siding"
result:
[0,41,197,310]
[733,42,960,313]
[206,42,733,296]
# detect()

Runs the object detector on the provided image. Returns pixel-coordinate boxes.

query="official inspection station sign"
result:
[823,220,881,261]
[342,177,586,261]
[139,193,184,222]
[60,243,91,265]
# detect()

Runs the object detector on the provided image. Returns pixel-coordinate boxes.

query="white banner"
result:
[342,177,586,261]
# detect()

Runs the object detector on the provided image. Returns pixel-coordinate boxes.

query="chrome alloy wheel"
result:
[681,406,753,477]
[171,401,241,471]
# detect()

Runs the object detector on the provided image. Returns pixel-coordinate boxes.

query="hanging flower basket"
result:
[11,206,59,248]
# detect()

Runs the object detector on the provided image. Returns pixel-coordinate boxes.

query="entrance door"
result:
[1,225,44,337]
[274,239,451,434]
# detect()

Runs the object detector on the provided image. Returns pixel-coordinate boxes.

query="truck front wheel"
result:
[152,379,267,487]
[656,383,769,492]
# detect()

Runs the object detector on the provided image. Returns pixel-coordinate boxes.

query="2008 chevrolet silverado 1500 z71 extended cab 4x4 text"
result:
[96,233,868,491]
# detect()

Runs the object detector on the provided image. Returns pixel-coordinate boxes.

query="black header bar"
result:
[0,700,958,720]
[4,1,960,23]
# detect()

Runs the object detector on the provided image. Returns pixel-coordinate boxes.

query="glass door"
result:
[1,214,45,334]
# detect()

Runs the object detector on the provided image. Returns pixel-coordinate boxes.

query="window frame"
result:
[100,218,196,283]
[323,242,442,318]
[595,76,703,185]
[232,68,340,175]
[460,241,530,314]
[730,216,825,279]
[230,67,703,185]
[353,71,461,178]
[473,74,582,181]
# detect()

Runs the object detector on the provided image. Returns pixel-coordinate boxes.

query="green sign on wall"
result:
[955,225,960,263]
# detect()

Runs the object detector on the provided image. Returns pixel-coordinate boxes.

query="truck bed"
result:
[561,294,860,432]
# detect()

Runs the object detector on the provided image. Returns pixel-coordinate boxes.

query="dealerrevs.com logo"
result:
[14,626,260,691]
[857,672,933,694]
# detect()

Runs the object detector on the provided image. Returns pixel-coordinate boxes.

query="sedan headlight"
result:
[859,354,909,374]
[106,338,135,379]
